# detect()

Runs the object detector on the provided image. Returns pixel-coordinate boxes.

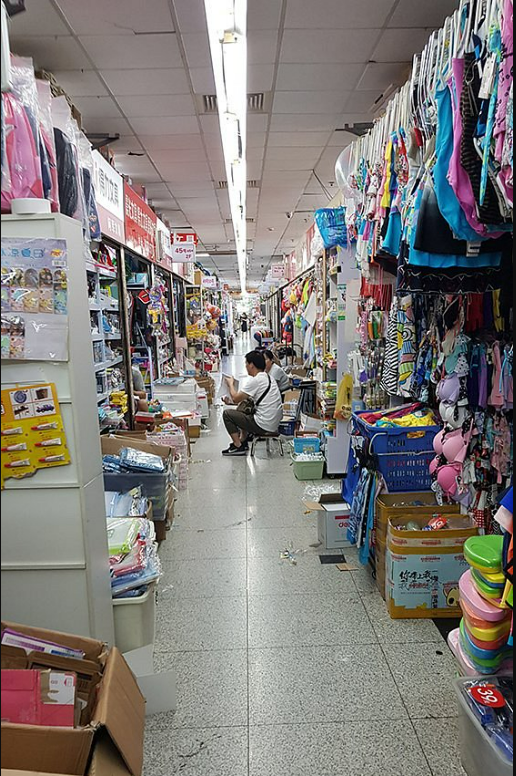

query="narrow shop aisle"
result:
[144,345,466,776]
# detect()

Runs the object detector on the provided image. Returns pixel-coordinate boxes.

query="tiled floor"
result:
[143,346,466,776]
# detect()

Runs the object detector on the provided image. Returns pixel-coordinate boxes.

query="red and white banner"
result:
[92,151,125,244]
[124,182,157,263]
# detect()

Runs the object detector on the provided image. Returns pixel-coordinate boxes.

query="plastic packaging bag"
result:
[1,56,44,212]
[106,517,142,556]
[36,80,59,212]
[77,130,101,241]
[51,96,86,226]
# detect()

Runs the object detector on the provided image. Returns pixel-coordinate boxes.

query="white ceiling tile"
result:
[161,162,211,183]
[111,135,144,154]
[58,0,174,35]
[248,0,282,30]
[200,115,220,134]
[248,31,279,66]
[144,182,172,197]
[130,116,199,135]
[273,91,349,114]
[162,211,192,227]
[190,67,216,95]
[266,146,322,165]
[248,65,275,93]
[10,36,91,70]
[80,34,182,69]
[150,149,208,166]
[372,28,435,63]
[285,0,395,29]
[73,95,122,119]
[357,62,411,91]
[117,94,196,118]
[140,134,204,151]
[262,170,313,185]
[270,114,341,132]
[264,157,317,172]
[114,156,157,177]
[206,146,225,162]
[52,70,108,97]
[10,0,70,36]
[182,33,212,69]
[276,63,365,92]
[126,169,162,184]
[281,29,379,64]
[344,90,383,114]
[167,183,215,197]
[102,68,190,96]
[248,147,265,162]
[388,0,459,28]
[248,134,267,149]
[173,0,206,33]
[327,130,362,147]
[247,161,265,179]
[248,115,270,133]
[81,116,133,135]
[268,131,331,148]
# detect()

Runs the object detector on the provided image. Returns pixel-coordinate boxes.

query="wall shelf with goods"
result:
[87,242,129,433]
[125,250,157,398]
[151,264,176,382]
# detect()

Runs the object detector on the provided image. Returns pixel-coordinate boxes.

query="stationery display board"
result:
[1,237,69,361]
[1,382,71,485]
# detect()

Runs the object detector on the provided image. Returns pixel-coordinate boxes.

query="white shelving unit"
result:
[87,260,125,410]
[1,213,115,643]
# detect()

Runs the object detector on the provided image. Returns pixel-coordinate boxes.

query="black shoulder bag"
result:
[237,375,272,416]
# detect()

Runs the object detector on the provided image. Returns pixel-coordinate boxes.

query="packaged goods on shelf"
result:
[107,516,161,598]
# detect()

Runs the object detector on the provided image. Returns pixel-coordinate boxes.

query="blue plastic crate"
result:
[352,412,440,492]
[293,436,321,454]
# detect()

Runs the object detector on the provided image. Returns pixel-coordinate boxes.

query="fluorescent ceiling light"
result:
[204,0,247,294]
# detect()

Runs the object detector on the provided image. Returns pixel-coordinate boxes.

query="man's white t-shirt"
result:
[243,372,283,433]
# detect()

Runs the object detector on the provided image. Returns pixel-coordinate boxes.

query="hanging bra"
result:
[433,423,473,464]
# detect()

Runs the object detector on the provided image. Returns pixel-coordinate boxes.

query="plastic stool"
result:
[250,433,284,457]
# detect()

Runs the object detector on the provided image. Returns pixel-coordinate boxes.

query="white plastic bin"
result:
[455,679,512,776]
[113,583,156,654]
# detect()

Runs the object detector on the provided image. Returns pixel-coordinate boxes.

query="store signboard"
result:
[92,151,125,244]
[173,232,198,245]
[170,242,196,264]
[124,182,157,263]
[201,275,219,290]
[270,263,284,279]
[156,218,174,270]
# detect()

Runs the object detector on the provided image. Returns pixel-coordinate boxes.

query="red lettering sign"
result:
[124,182,157,263]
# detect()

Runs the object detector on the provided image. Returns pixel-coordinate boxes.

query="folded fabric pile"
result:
[107,517,161,599]
[105,487,149,518]
[102,447,165,474]
[449,525,513,675]
[359,402,439,428]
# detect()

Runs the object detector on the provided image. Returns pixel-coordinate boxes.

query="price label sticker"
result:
[469,684,506,709]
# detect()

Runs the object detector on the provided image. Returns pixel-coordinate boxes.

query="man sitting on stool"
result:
[222,351,283,456]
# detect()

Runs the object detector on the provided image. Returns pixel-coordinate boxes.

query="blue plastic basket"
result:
[293,436,321,454]
[279,419,296,437]
[352,412,440,492]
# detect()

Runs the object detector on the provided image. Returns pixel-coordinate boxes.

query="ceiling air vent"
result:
[199,93,270,114]
[225,217,255,224]
[218,180,260,189]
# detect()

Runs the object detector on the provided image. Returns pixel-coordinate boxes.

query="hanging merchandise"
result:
[314,207,348,250]
[1,237,68,360]
[1,382,71,485]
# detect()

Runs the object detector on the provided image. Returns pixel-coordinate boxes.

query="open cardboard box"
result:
[101,436,173,468]
[303,493,352,550]
[2,737,132,775]
[1,622,145,776]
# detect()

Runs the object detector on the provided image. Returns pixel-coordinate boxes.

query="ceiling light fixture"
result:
[204,0,248,295]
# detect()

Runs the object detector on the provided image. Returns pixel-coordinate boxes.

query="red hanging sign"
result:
[124,182,157,263]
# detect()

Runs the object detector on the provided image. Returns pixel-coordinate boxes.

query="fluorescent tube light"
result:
[205,0,248,294]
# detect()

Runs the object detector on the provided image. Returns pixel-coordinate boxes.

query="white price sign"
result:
[171,243,196,263]
[201,275,218,290]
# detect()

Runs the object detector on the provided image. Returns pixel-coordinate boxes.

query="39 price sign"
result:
[469,684,506,709]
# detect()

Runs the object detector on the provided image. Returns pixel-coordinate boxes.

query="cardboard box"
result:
[1,622,145,776]
[386,516,478,619]
[375,493,460,601]
[1,737,132,775]
[304,494,351,549]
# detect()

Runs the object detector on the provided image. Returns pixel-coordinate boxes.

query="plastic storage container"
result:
[113,583,156,653]
[293,436,321,454]
[291,453,325,480]
[279,418,296,436]
[104,471,169,520]
[455,678,513,776]
[353,413,440,492]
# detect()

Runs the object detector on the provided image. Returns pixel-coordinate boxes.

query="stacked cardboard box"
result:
[1,621,145,775]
